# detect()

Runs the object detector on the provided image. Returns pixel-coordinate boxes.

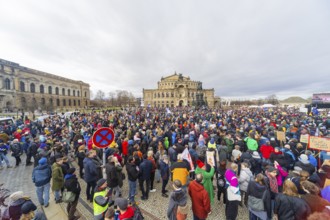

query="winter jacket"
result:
[159,159,170,181]
[195,166,215,204]
[260,145,274,159]
[64,174,81,199]
[274,193,311,220]
[247,181,272,219]
[295,161,316,176]
[139,159,152,180]
[239,168,253,192]
[83,157,99,183]
[51,162,64,191]
[167,188,188,220]
[302,194,330,213]
[77,151,85,167]
[32,164,52,187]
[105,162,118,188]
[188,180,211,219]
[126,162,139,181]
[170,160,189,186]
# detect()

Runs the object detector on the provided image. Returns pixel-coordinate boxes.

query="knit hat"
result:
[9,191,24,201]
[115,198,128,210]
[21,202,37,214]
[96,178,107,188]
[267,166,277,173]
[38,157,47,165]
[196,160,205,168]
[299,154,309,164]
[210,138,215,144]
[252,151,261,159]
[67,168,76,174]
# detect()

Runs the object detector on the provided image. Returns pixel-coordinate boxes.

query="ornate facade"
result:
[143,73,220,108]
[0,59,90,112]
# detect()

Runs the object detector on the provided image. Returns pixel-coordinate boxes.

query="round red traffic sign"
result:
[92,127,115,149]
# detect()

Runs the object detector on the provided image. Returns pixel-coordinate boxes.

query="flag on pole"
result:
[182,148,194,171]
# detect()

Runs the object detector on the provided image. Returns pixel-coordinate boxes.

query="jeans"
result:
[54,190,61,201]
[0,153,10,166]
[36,182,50,205]
[128,180,137,202]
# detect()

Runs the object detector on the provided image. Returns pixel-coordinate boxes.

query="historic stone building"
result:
[143,73,220,108]
[0,58,90,112]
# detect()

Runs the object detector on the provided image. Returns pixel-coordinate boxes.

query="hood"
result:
[11,198,26,206]
[36,164,49,170]
[172,189,187,205]
[189,180,205,192]
[64,174,75,180]
[241,168,253,176]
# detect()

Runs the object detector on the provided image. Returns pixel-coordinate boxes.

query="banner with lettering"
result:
[308,136,330,152]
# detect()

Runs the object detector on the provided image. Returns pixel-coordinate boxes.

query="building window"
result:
[68,99,71,106]
[56,99,60,106]
[55,87,59,95]
[73,100,76,106]
[40,85,44,94]
[62,88,65,96]
[158,93,160,98]
[77,91,80,97]
[4,78,10,90]
[78,100,80,106]
[63,99,66,106]
[30,83,35,93]
[68,89,71,96]
[73,90,75,96]
[171,92,174,97]
[49,98,53,105]
[84,91,87,97]
[48,86,52,94]
[41,98,45,105]
[20,82,25,92]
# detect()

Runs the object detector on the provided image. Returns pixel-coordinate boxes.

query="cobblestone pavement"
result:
[1,154,250,220]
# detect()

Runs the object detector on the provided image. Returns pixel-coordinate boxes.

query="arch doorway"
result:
[6,101,13,112]
[179,100,184,107]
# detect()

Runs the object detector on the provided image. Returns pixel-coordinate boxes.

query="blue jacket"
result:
[32,164,52,187]
[83,157,99,183]
[159,160,170,180]
[139,159,152,180]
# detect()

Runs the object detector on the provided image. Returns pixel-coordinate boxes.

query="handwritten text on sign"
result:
[309,136,330,152]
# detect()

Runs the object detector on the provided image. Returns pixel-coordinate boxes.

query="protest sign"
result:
[309,136,330,152]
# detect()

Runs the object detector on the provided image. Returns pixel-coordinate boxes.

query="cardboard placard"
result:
[276,131,286,142]
[300,134,309,144]
[206,151,215,167]
[309,136,330,152]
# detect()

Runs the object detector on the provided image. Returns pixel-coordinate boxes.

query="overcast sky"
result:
[1,0,329,100]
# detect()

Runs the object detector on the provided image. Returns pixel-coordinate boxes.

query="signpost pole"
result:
[103,148,106,178]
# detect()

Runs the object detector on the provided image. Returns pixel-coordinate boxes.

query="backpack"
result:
[217,170,226,188]
[128,204,144,220]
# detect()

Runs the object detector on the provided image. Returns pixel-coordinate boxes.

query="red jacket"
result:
[122,141,128,156]
[188,180,211,219]
[119,206,134,219]
[260,145,274,159]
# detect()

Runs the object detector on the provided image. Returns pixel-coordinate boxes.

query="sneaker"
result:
[150,189,156,193]
[162,193,168,198]
[7,165,13,168]
[164,190,168,193]
[44,203,49,208]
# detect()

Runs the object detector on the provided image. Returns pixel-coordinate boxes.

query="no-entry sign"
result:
[92,127,115,149]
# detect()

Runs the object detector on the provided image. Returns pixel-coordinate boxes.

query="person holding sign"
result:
[194,160,215,204]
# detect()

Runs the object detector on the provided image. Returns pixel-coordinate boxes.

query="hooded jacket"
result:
[274,193,311,220]
[64,174,81,197]
[188,180,211,219]
[167,188,188,220]
[239,167,253,192]
[32,163,52,187]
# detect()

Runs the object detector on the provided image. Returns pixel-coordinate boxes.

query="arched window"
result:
[68,99,71,106]
[154,93,156,98]
[84,91,87,97]
[48,86,52,94]
[63,99,66,106]
[166,92,169,98]
[30,83,35,93]
[49,98,53,105]
[40,85,44,94]
[77,91,80,97]
[73,100,76,106]
[41,98,45,105]
[55,87,59,95]
[162,93,164,98]
[171,92,174,97]
[56,99,60,106]
[62,88,65,96]
[4,78,10,90]
[73,90,75,96]
[20,82,25,92]
[68,89,71,96]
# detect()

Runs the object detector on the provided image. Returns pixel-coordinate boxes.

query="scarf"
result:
[266,171,278,193]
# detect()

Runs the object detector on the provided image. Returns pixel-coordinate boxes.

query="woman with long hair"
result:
[274,179,311,220]
[301,180,330,214]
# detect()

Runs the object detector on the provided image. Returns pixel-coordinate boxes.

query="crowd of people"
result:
[1,106,330,220]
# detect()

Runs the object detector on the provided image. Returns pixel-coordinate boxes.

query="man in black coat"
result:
[126,156,139,204]
[139,154,152,200]
[105,156,119,197]
[64,168,81,220]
